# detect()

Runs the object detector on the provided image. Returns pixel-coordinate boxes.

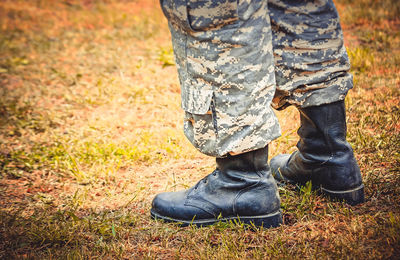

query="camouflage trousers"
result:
[161,0,353,157]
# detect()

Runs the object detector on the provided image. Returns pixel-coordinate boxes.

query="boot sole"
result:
[321,184,365,206]
[276,178,365,206]
[150,210,282,228]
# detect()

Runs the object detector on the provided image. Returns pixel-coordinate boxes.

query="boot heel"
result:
[240,210,283,228]
[321,184,365,206]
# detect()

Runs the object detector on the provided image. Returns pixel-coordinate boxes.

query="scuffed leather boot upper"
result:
[271,101,363,192]
[151,146,281,224]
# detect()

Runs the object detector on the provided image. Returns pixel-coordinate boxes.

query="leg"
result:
[151,0,282,227]
[268,0,364,205]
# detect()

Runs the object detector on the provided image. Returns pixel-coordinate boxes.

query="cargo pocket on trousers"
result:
[182,87,219,156]
[181,83,213,115]
[187,0,239,31]
[184,109,219,157]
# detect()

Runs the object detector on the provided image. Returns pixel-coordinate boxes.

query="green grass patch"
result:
[0,0,399,258]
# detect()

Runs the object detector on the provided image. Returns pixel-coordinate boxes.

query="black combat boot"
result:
[270,100,364,205]
[151,146,282,227]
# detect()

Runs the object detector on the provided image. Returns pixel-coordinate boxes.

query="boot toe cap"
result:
[270,154,291,182]
[151,191,214,223]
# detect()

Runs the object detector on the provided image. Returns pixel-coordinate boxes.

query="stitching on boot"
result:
[322,105,334,164]
[185,196,226,218]
[232,178,262,215]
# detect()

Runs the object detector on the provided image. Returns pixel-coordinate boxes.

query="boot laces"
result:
[194,169,218,190]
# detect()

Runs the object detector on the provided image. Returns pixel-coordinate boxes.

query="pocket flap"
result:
[181,82,213,114]
[187,0,239,31]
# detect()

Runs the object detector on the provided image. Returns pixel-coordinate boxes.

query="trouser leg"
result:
[269,0,353,110]
[162,0,281,157]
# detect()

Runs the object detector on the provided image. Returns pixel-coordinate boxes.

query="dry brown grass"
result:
[0,0,399,258]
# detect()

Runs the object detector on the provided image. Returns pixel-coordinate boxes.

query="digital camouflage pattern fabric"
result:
[269,0,352,109]
[160,0,353,157]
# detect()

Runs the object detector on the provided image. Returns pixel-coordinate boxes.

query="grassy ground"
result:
[0,0,399,258]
